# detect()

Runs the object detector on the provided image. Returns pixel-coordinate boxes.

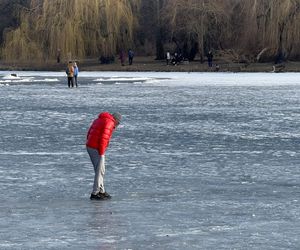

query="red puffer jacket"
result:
[86,112,117,155]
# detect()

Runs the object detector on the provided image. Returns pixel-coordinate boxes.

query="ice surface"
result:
[0,71,300,249]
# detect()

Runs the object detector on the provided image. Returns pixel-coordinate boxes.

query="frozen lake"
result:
[0,71,300,249]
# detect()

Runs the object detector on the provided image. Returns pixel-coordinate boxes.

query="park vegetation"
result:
[1,0,300,63]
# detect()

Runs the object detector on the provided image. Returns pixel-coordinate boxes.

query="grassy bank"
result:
[0,56,299,72]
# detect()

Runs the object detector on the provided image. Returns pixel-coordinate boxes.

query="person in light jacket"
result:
[73,62,79,87]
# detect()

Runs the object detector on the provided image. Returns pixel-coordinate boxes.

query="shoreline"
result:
[0,57,299,73]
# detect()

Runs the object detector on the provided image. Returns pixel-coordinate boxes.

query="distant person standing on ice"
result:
[119,50,125,66]
[128,49,134,65]
[86,112,121,200]
[207,50,213,67]
[65,61,74,88]
[57,49,61,63]
[73,62,79,87]
[166,51,171,65]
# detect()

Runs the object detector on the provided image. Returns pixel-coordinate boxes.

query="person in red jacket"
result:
[86,112,121,200]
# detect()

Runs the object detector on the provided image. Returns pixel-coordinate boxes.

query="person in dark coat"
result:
[57,49,61,63]
[207,50,213,67]
[128,49,134,65]
[119,50,125,66]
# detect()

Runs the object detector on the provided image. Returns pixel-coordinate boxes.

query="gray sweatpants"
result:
[86,147,106,194]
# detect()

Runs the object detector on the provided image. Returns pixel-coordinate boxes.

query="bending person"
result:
[86,112,122,200]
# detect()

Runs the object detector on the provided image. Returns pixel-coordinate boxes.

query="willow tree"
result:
[2,0,140,62]
[162,0,231,61]
[233,0,300,61]
[0,0,31,44]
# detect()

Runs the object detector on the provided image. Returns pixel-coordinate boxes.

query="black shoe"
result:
[90,193,106,200]
[100,192,111,199]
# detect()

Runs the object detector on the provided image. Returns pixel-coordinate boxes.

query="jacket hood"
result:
[98,112,114,120]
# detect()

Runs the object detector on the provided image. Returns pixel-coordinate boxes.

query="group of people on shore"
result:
[166,50,215,67]
[166,51,184,66]
[66,61,79,88]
